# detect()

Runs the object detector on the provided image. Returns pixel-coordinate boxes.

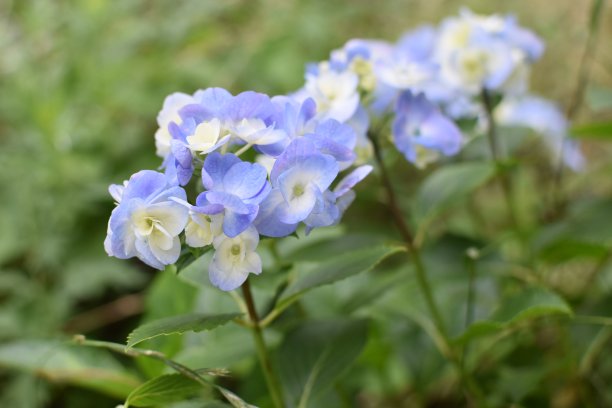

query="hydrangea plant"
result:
[101,8,591,408]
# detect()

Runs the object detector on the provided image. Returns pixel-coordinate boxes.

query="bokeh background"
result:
[1,0,611,406]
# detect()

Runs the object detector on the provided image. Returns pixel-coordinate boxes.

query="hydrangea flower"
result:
[209,226,262,291]
[434,8,543,96]
[392,92,463,168]
[198,153,271,238]
[255,138,339,237]
[105,170,189,269]
[304,164,373,232]
[221,91,287,148]
[163,89,287,185]
[297,68,360,123]
[495,95,584,171]
[155,92,197,159]
[374,26,438,92]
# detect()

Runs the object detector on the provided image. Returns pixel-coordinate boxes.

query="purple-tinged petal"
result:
[253,189,299,237]
[202,152,241,190]
[314,119,357,151]
[222,91,275,122]
[334,165,373,197]
[171,140,192,168]
[121,171,168,202]
[270,138,319,184]
[204,191,250,215]
[222,162,269,199]
[223,205,259,238]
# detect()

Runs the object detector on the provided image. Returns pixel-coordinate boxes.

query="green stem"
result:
[550,0,607,216]
[242,279,285,408]
[369,131,446,336]
[462,250,478,371]
[480,88,519,231]
[368,131,487,406]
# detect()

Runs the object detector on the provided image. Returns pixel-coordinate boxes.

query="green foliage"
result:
[2,0,612,407]
[413,161,496,225]
[124,374,203,407]
[276,319,369,408]
[127,313,241,348]
[455,287,573,345]
[0,340,140,399]
[277,244,405,310]
[571,121,612,139]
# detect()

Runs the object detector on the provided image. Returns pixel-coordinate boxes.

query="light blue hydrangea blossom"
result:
[106,9,580,292]
[293,8,581,170]
[105,171,189,270]
[106,86,372,291]
[392,92,463,168]
[494,95,584,171]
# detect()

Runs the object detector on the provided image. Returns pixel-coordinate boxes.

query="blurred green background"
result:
[1,0,611,406]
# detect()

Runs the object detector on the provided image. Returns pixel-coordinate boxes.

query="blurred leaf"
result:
[174,324,255,369]
[62,255,146,301]
[454,287,573,345]
[178,252,215,288]
[277,244,405,311]
[136,269,199,377]
[77,338,255,408]
[0,340,140,399]
[537,239,608,263]
[280,233,384,263]
[276,319,368,407]
[125,373,202,407]
[127,313,241,348]
[546,199,612,245]
[413,162,496,224]
[496,366,545,402]
[571,122,612,139]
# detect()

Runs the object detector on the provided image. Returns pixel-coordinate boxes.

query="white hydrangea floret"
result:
[130,202,189,265]
[185,213,223,248]
[304,68,360,122]
[228,118,286,146]
[155,92,195,158]
[186,118,230,155]
[209,226,262,291]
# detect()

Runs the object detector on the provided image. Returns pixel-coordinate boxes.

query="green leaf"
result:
[280,233,382,263]
[127,313,241,348]
[454,287,573,345]
[276,319,369,407]
[277,244,405,310]
[125,374,202,407]
[76,338,255,408]
[178,251,215,288]
[413,162,496,224]
[537,239,608,263]
[571,122,612,139]
[0,340,140,399]
[136,269,199,377]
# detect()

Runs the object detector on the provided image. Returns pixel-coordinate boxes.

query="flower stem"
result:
[235,142,253,157]
[241,279,285,408]
[480,88,520,231]
[549,0,606,216]
[369,131,446,334]
[369,131,487,405]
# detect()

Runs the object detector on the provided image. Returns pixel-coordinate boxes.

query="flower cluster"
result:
[105,9,583,292]
[295,8,582,169]
[106,89,372,290]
